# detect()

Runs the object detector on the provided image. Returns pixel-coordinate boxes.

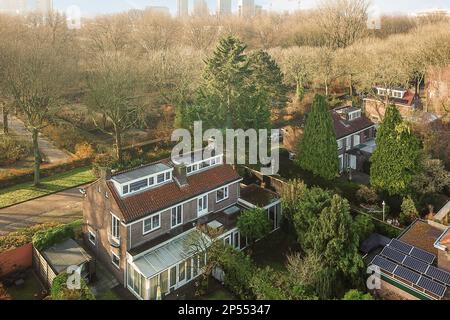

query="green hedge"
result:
[0,158,92,189]
[51,272,95,300]
[32,220,83,251]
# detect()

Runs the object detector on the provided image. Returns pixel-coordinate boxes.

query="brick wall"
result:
[0,243,33,277]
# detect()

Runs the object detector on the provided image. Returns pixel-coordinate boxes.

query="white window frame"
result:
[216,186,229,203]
[111,213,120,240]
[143,213,161,235]
[346,136,352,150]
[171,205,183,228]
[88,231,96,245]
[112,252,120,269]
[337,139,344,150]
[197,194,208,216]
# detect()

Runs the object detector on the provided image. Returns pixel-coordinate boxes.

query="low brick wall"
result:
[0,243,33,277]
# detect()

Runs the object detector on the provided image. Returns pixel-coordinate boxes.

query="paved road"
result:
[0,187,85,236]
[1,116,71,163]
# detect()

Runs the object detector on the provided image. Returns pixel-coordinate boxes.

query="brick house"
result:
[82,150,281,300]
[363,87,421,123]
[332,106,377,173]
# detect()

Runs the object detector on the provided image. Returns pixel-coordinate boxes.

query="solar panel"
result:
[371,255,397,273]
[426,265,450,286]
[381,246,407,264]
[410,247,436,264]
[394,265,421,284]
[389,239,413,255]
[403,256,429,274]
[417,276,446,298]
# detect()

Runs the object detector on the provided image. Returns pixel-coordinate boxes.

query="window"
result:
[144,214,160,234]
[224,235,231,246]
[346,136,352,150]
[149,176,154,186]
[233,232,240,249]
[171,205,183,228]
[157,173,165,184]
[216,186,229,202]
[123,185,129,195]
[112,253,120,268]
[197,195,208,216]
[130,179,148,193]
[165,171,171,180]
[111,214,120,240]
[88,231,96,245]
[337,139,343,150]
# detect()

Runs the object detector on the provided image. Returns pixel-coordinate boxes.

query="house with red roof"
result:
[332,106,377,173]
[82,150,281,300]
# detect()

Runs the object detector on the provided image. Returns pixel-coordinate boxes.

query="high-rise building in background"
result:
[0,0,28,15]
[36,0,53,14]
[193,0,209,17]
[239,0,255,18]
[177,0,189,18]
[217,0,232,17]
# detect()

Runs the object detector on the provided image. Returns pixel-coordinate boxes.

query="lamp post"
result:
[382,201,386,222]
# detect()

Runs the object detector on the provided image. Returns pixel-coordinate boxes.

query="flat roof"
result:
[112,163,172,184]
[240,184,279,208]
[42,238,92,274]
[399,220,444,257]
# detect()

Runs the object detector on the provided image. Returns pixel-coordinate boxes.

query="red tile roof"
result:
[441,232,450,246]
[107,164,241,223]
[331,111,375,140]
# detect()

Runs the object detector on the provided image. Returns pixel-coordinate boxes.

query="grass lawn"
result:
[203,288,235,300]
[96,289,121,300]
[7,271,46,300]
[0,167,95,208]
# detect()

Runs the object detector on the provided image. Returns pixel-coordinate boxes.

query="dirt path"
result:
[1,116,71,164]
[0,187,85,236]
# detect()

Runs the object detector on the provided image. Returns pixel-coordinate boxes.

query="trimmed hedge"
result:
[0,157,92,189]
[0,223,60,254]
[32,220,83,251]
[51,272,95,300]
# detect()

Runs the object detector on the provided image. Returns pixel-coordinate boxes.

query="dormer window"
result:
[348,110,361,120]
[130,179,148,193]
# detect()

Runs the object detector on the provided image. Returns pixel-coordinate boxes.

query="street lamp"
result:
[382,201,386,222]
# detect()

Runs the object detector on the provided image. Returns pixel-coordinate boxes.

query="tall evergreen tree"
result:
[297,94,339,180]
[249,50,289,109]
[370,105,422,196]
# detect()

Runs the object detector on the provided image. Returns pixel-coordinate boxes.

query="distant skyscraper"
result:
[177,0,189,18]
[239,0,255,18]
[193,0,209,17]
[35,0,53,14]
[217,0,232,17]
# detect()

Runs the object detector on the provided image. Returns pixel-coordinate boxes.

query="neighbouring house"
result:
[332,106,377,173]
[82,150,282,300]
[426,67,450,116]
[369,220,450,300]
[363,87,422,123]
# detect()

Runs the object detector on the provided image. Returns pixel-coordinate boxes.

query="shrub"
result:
[400,196,419,226]
[249,267,288,300]
[92,153,116,177]
[32,220,83,251]
[342,289,374,300]
[75,142,95,159]
[41,122,86,153]
[0,135,32,166]
[356,185,379,205]
[0,282,11,300]
[237,208,271,244]
[0,222,61,254]
[354,214,375,242]
[51,272,95,300]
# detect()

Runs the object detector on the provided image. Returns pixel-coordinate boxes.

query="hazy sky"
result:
[53,0,450,17]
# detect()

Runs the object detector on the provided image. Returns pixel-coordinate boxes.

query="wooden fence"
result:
[33,247,57,289]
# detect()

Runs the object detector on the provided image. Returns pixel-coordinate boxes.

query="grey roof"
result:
[112,163,172,184]
[42,238,92,274]
[132,229,210,279]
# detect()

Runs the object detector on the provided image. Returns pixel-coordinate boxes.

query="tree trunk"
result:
[2,106,8,134]
[32,128,41,186]
[349,74,353,97]
[114,128,123,163]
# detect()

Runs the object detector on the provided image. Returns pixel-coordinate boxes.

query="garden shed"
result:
[33,238,95,288]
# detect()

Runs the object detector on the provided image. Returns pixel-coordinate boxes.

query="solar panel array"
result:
[370,239,449,299]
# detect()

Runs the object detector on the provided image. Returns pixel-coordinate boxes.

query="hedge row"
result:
[51,272,95,300]
[32,220,84,251]
[0,157,92,189]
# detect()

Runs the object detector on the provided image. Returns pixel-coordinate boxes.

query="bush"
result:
[0,222,61,254]
[249,267,288,300]
[32,220,83,251]
[75,142,95,159]
[41,122,86,153]
[237,208,271,244]
[92,153,116,177]
[0,135,32,166]
[51,272,95,300]
[354,214,375,242]
[342,289,373,300]
[356,185,379,205]
[0,282,11,300]
[400,196,419,226]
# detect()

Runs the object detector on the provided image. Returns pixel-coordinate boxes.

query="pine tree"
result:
[370,105,423,196]
[297,94,339,180]
[249,50,289,109]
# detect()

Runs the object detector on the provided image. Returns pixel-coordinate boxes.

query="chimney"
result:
[99,167,112,181]
[173,164,188,187]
